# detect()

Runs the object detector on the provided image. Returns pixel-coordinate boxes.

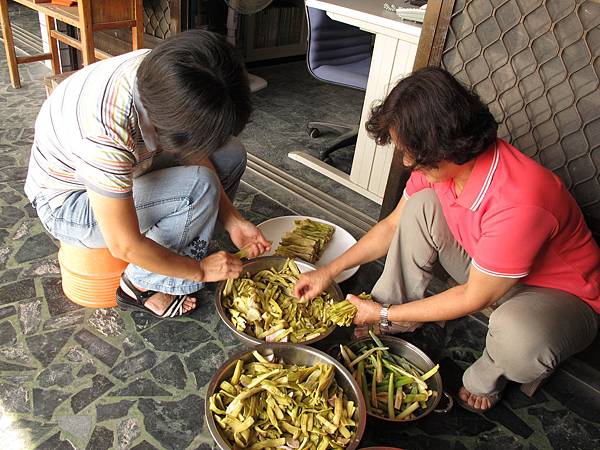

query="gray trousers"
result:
[372,189,599,395]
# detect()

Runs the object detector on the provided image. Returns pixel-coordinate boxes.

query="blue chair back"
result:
[306,6,372,90]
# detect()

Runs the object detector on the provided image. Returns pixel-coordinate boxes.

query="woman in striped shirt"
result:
[25,30,271,318]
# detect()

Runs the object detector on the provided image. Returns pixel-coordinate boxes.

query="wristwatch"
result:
[380,303,391,329]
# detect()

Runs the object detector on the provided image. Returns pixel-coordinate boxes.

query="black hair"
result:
[366,67,497,168]
[137,29,252,158]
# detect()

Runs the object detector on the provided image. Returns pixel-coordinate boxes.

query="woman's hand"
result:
[293,267,335,300]
[346,294,382,326]
[198,251,243,282]
[228,218,272,258]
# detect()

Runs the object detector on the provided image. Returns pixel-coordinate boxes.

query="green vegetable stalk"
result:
[325,300,357,327]
[223,258,343,343]
[340,332,439,421]
[275,218,335,263]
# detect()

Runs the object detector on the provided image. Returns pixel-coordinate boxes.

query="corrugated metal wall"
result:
[442,0,600,240]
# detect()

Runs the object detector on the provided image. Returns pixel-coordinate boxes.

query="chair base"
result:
[307,121,358,161]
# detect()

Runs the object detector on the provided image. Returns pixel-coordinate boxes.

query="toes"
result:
[182,297,197,313]
[481,398,491,410]
[467,393,477,408]
[458,388,470,402]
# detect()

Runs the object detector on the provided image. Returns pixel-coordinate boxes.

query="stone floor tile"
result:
[140,320,212,353]
[26,328,74,365]
[109,349,158,381]
[57,415,93,442]
[109,378,172,397]
[0,320,17,345]
[0,304,16,319]
[37,432,76,450]
[138,394,204,450]
[96,399,135,422]
[33,387,70,419]
[0,278,35,306]
[150,354,187,390]
[14,418,56,445]
[18,297,42,335]
[42,277,83,316]
[117,417,142,450]
[131,441,160,450]
[70,374,114,414]
[37,363,74,388]
[74,329,121,367]
[86,426,114,450]
[0,383,29,413]
[14,232,58,262]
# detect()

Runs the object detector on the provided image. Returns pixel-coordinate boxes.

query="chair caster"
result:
[308,127,321,139]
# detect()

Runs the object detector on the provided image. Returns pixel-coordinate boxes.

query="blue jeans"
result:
[34,138,247,295]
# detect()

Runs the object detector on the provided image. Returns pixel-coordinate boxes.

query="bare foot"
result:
[134,287,197,316]
[458,387,496,411]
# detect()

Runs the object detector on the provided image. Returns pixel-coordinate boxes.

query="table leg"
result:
[44,15,60,75]
[350,33,418,197]
[0,0,20,88]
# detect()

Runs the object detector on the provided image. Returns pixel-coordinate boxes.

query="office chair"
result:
[305,6,373,162]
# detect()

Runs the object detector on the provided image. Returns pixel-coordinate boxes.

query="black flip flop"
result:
[116,274,195,318]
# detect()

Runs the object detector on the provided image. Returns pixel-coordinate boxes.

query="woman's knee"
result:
[188,165,220,205]
[486,302,560,382]
[401,189,440,224]
[211,137,247,178]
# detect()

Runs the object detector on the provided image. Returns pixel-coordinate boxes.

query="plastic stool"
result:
[58,243,128,308]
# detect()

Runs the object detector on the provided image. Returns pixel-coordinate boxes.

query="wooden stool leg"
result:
[44,15,60,75]
[77,0,95,65]
[0,0,20,88]
[132,0,144,50]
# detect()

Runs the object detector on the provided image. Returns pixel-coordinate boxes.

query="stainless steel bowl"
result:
[337,335,452,422]
[205,343,367,450]
[215,256,344,346]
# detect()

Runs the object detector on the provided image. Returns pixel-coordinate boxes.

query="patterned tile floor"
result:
[1,4,599,449]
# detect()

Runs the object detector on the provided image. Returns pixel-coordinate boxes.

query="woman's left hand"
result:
[228,218,272,258]
[346,294,382,326]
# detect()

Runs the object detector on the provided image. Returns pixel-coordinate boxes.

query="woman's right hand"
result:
[198,251,243,282]
[293,267,335,300]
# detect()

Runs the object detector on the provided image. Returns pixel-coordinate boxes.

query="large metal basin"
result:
[205,343,367,450]
[215,256,344,346]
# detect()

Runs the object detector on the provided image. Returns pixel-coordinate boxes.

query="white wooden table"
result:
[289,0,422,204]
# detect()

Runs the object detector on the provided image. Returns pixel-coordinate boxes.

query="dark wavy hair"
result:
[366,67,497,168]
[137,30,251,158]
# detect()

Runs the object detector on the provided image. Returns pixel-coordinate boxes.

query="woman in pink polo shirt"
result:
[294,67,600,412]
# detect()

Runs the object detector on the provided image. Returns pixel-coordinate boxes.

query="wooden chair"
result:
[0,0,143,88]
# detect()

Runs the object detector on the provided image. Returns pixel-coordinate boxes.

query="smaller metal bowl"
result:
[335,335,452,423]
[205,343,367,450]
[215,256,344,346]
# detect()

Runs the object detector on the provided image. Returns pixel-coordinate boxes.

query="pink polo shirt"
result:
[405,139,600,313]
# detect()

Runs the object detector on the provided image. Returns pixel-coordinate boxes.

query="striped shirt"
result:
[25,49,158,209]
